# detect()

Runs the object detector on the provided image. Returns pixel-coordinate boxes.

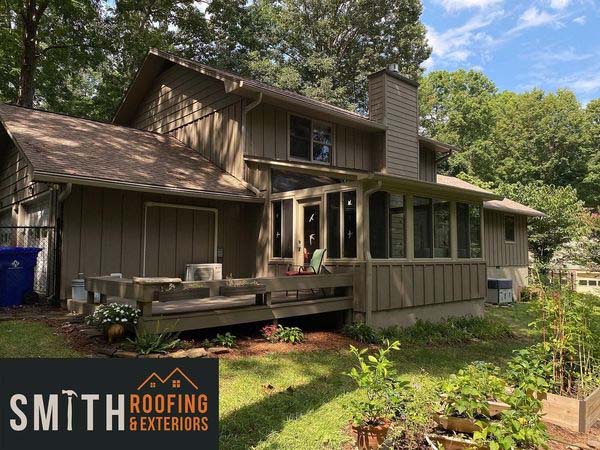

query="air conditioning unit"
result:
[185,263,223,281]
[486,278,513,305]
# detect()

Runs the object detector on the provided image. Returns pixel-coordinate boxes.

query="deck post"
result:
[86,290,95,304]
[137,300,153,317]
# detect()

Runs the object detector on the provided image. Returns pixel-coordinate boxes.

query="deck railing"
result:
[85,273,355,319]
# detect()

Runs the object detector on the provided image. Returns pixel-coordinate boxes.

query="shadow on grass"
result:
[219,371,353,450]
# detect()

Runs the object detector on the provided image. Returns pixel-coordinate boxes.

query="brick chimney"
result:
[368,65,419,179]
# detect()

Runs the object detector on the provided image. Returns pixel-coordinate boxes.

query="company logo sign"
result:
[0,359,218,450]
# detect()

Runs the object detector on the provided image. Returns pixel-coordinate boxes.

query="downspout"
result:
[363,180,382,326]
[54,183,72,304]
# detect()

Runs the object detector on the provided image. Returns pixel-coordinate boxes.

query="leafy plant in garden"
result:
[343,322,378,344]
[260,324,279,343]
[474,388,548,450]
[260,324,304,344]
[85,303,140,330]
[506,343,554,395]
[440,362,507,419]
[346,340,407,426]
[212,332,236,348]
[128,328,180,355]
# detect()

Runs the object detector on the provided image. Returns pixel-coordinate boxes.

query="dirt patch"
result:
[221,331,360,358]
[548,423,600,449]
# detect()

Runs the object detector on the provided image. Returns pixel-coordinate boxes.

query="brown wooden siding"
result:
[129,65,245,179]
[419,147,436,182]
[484,210,528,267]
[245,103,375,171]
[60,185,262,299]
[371,260,486,311]
[368,72,419,179]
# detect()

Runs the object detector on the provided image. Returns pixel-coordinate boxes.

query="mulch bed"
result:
[548,423,600,449]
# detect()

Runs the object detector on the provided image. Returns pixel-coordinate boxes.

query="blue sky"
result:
[421,0,600,104]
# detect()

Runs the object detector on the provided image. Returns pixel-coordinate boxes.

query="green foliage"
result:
[498,182,588,264]
[85,303,141,329]
[474,388,549,450]
[530,286,600,397]
[212,332,236,348]
[346,340,407,426]
[506,343,554,394]
[343,322,379,343]
[440,362,507,419]
[378,316,512,346]
[260,324,304,344]
[128,328,181,355]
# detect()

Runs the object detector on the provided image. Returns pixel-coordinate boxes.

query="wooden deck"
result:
[85,274,355,332]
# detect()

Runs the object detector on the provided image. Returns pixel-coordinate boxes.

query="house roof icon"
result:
[137,367,198,391]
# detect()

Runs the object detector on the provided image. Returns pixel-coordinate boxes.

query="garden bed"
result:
[542,387,600,433]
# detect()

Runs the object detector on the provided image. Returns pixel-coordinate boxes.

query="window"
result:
[579,279,588,285]
[289,115,332,163]
[504,215,515,242]
[172,379,181,388]
[271,169,340,193]
[326,192,341,258]
[343,191,357,258]
[414,197,433,258]
[272,199,293,258]
[389,195,406,258]
[457,203,482,258]
[590,280,598,286]
[433,200,450,257]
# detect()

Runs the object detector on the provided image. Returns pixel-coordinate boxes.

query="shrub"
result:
[212,332,236,348]
[343,322,378,343]
[506,343,554,394]
[85,303,140,330]
[128,328,180,355]
[260,324,304,344]
[346,340,406,426]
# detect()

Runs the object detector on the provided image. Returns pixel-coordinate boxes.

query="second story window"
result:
[289,115,332,163]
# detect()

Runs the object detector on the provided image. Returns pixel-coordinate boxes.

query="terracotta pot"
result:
[351,419,391,450]
[106,323,125,343]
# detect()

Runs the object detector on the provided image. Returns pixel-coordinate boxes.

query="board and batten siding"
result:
[129,65,245,179]
[418,147,436,182]
[245,102,375,171]
[484,210,528,267]
[368,71,419,179]
[60,184,261,299]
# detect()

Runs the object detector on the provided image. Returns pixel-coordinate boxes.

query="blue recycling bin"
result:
[0,247,42,307]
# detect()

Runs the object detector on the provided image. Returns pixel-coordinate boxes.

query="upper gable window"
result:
[290,115,332,163]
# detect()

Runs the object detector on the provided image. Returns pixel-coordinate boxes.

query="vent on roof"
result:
[387,63,399,73]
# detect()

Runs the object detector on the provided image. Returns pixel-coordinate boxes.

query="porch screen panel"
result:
[433,200,450,257]
[272,201,282,257]
[327,192,341,258]
[369,191,388,258]
[389,194,406,258]
[343,191,357,258]
[414,197,433,258]
[457,203,482,258]
[282,199,293,258]
[469,205,482,258]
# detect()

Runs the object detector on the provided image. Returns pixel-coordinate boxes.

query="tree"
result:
[0,0,106,109]
[498,183,588,265]
[578,99,600,207]
[245,0,431,112]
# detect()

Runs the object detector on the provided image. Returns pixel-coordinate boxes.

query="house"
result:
[0,49,544,328]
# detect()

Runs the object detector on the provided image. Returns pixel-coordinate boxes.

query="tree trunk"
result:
[17,0,48,108]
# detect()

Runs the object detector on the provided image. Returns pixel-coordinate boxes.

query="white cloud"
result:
[438,0,503,12]
[510,7,561,33]
[530,47,593,64]
[573,15,586,25]
[549,0,571,9]
[571,75,600,93]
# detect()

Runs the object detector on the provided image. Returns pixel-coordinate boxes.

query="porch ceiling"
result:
[0,104,262,202]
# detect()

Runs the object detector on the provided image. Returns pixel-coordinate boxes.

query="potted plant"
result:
[346,340,405,450]
[85,303,141,343]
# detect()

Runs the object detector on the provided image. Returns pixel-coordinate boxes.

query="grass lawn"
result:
[219,303,536,450]
[0,320,81,358]
[0,304,537,449]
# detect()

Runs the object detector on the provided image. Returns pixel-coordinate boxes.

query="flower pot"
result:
[106,323,125,343]
[351,420,391,450]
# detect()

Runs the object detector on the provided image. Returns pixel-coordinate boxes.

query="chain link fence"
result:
[0,226,57,299]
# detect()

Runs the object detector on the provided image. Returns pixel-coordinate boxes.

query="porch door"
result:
[299,202,321,265]
[143,204,216,278]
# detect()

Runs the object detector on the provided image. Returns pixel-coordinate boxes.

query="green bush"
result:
[342,322,378,343]
[276,326,304,344]
[128,328,181,355]
[212,332,236,348]
[506,343,554,394]
[85,303,141,330]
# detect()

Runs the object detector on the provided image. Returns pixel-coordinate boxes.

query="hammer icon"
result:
[62,390,78,431]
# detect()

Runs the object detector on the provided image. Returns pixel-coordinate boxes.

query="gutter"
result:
[363,180,382,326]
